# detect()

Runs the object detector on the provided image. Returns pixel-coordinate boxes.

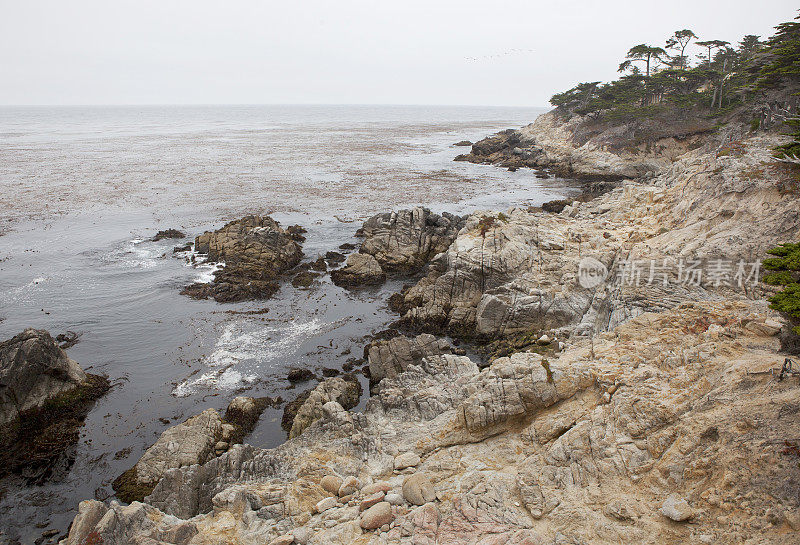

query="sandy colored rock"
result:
[659,495,694,522]
[402,473,436,506]
[129,409,224,486]
[338,475,359,497]
[361,481,392,496]
[321,475,343,495]
[288,377,361,438]
[394,451,421,470]
[359,501,394,529]
[330,252,386,287]
[359,491,386,512]
[60,114,800,545]
[315,496,338,513]
[367,333,456,385]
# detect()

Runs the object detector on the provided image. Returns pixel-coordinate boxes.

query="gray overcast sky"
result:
[1,0,796,106]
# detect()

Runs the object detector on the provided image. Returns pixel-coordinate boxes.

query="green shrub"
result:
[764,242,800,334]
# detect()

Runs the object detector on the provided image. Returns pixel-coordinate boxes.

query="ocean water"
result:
[0,105,577,541]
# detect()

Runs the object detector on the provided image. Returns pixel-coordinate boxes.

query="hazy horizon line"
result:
[0,102,552,109]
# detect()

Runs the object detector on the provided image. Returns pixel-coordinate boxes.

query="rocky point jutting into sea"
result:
[22,101,794,545]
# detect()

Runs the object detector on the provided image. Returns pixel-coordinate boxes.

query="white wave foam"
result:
[104,238,162,269]
[192,260,224,283]
[173,317,337,397]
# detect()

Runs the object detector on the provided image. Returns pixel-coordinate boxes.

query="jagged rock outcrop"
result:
[358,207,465,274]
[396,133,800,340]
[182,215,304,302]
[62,301,798,544]
[330,253,386,287]
[113,397,269,503]
[0,329,108,481]
[152,228,186,241]
[0,329,91,426]
[287,377,362,439]
[455,111,712,181]
[366,333,459,385]
[58,113,800,545]
[331,207,465,288]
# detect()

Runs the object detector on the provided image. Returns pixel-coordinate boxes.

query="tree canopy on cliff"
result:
[550,12,799,125]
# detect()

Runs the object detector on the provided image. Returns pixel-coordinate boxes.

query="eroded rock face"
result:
[62,302,799,545]
[0,329,89,427]
[182,215,303,302]
[366,333,458,385]
[113,397,268,503]
[330,253,386,287]
[288,377,362,439]
[395,134,799,340]
[454,111,709,181]
[60,125,800,545]
[358,207,465,274]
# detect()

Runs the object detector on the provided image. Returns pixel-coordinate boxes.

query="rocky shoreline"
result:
[3,109,799,544]
[0,329,110,486]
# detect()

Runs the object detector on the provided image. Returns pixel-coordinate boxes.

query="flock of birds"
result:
[464,48,535,62]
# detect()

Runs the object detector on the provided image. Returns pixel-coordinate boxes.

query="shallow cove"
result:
[0,104,579,541]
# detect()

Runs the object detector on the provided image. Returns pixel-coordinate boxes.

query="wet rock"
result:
[291,270,320,288]
[330,253,386,287]
[358,207,465,274]
[173,242,193,253]
[324,251,346,265]
[182,215,303,303]
[321,367,340,377]
[287,368,316,383]
[285,225,307,243]
[339,242,357,251]
[54,330,81,349]
[541,199,573,213]
[454,140,473,146]
[152,229,186,241]
[360,501,394,530]
[0,329,90,427]
[287,376,361,438]
[0,329,109,482]
[402,473,436,506]
[310,256,327,272]
[223,395,271,441]
[367,333,456,385]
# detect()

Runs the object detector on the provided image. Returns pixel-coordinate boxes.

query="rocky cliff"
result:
[60,111,800,545]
